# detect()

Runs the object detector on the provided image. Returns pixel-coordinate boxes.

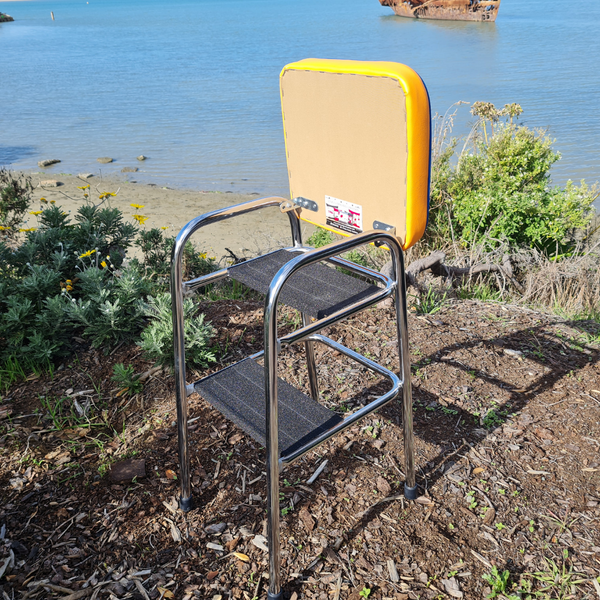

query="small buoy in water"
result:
[51,11,55,20]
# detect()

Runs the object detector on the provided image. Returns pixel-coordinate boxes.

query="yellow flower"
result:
[50,200,56,204]
[160,226,168,230]
[132,214,149,224]
[199,252,207,259]
[101,260,107,268]
[130,203,145,209]
[19,227,36,232]
[40,197,48,204]
[0,225,9,231]
[66,279,72,284]
[83,193,89,198]
[29,210,43,216]
[78,249,97,259]
[66,284,73,291]
[77,185,90,190]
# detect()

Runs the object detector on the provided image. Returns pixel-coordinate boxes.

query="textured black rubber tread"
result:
[194,358,342,457]
[228,250,379,319]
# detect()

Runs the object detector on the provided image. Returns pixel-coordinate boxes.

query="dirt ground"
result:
[1,298,600,599]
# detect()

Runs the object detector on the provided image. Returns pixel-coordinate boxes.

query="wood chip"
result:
[299,507,315,532]
[251,535,268,552]
[377,476,392,495]
[482,507,496,526]
[441,577,464,598]
[165,519,181,543]
[415,496,435,506]
[470,549,492,569]
[332,574,342,600]
[109,459,146,482]
[133,579,151,600]
[225,538,240,551]
[62,589,92,600]
[527,469,551,475]
[387,559,399,583]
[207,542,224,552]
[229,433,243,445]
[307,459,328,484]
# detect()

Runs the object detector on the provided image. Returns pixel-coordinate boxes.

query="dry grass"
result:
[521,248,600,318]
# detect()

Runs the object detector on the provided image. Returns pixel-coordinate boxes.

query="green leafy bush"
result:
[138,293,216,369]
[306,228,336,248]
[133,227,217,281]
[111,363,143,396]
[0,185,149,364]
[0,168,33,239]
[428,104,597,256]
[68,266,152,349]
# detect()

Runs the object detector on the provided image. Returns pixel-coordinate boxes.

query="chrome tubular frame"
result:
[171,196,298,510]
[261,230,413,599]
[171,196,417,599]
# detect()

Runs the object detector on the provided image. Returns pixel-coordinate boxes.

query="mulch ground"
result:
[1,299,600,600]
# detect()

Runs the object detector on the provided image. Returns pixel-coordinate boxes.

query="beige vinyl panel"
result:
[281,68,408,241]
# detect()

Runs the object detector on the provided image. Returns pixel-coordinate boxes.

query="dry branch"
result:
[383,251,525,293]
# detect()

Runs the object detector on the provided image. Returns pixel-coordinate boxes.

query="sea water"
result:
[1,0,599,197]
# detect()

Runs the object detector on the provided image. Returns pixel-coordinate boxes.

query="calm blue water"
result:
[1,0,599,196]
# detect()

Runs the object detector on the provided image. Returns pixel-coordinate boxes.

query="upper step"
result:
[228,249,380,319]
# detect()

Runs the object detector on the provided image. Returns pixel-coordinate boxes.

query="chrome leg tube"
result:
[171,236,192,511]
[391,244,417,499]
[264,291,281,599]
[286,207,303,249]
[302,313,319,401]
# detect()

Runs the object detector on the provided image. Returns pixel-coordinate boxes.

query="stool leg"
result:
[171,238,192,511]
[393,247,417,500]
[303,314,319,401]
[265,297,282,599]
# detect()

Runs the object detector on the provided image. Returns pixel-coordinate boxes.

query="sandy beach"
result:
[17,169,314,262]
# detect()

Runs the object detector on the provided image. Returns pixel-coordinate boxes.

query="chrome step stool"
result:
[171,59,431,600]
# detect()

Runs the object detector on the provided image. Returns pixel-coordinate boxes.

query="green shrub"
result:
[0,193,147,364]
[0,168,33,239]
[111,363,143,396]
[138,293,216,369]
[428,104,597,256]
[133,227,218,281]
[68,266,152,350]
[306,228,336,248]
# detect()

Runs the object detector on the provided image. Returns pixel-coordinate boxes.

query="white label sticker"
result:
[325,195,363,234]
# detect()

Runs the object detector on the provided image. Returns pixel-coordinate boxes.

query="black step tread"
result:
[228,249,379,319]
[194,358,343,457]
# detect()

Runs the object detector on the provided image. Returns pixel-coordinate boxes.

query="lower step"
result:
[194,358,343,457]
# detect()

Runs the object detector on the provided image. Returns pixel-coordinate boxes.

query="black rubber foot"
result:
[404,483,418,501]
[267,593,282,600]
[179,496,193,512]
